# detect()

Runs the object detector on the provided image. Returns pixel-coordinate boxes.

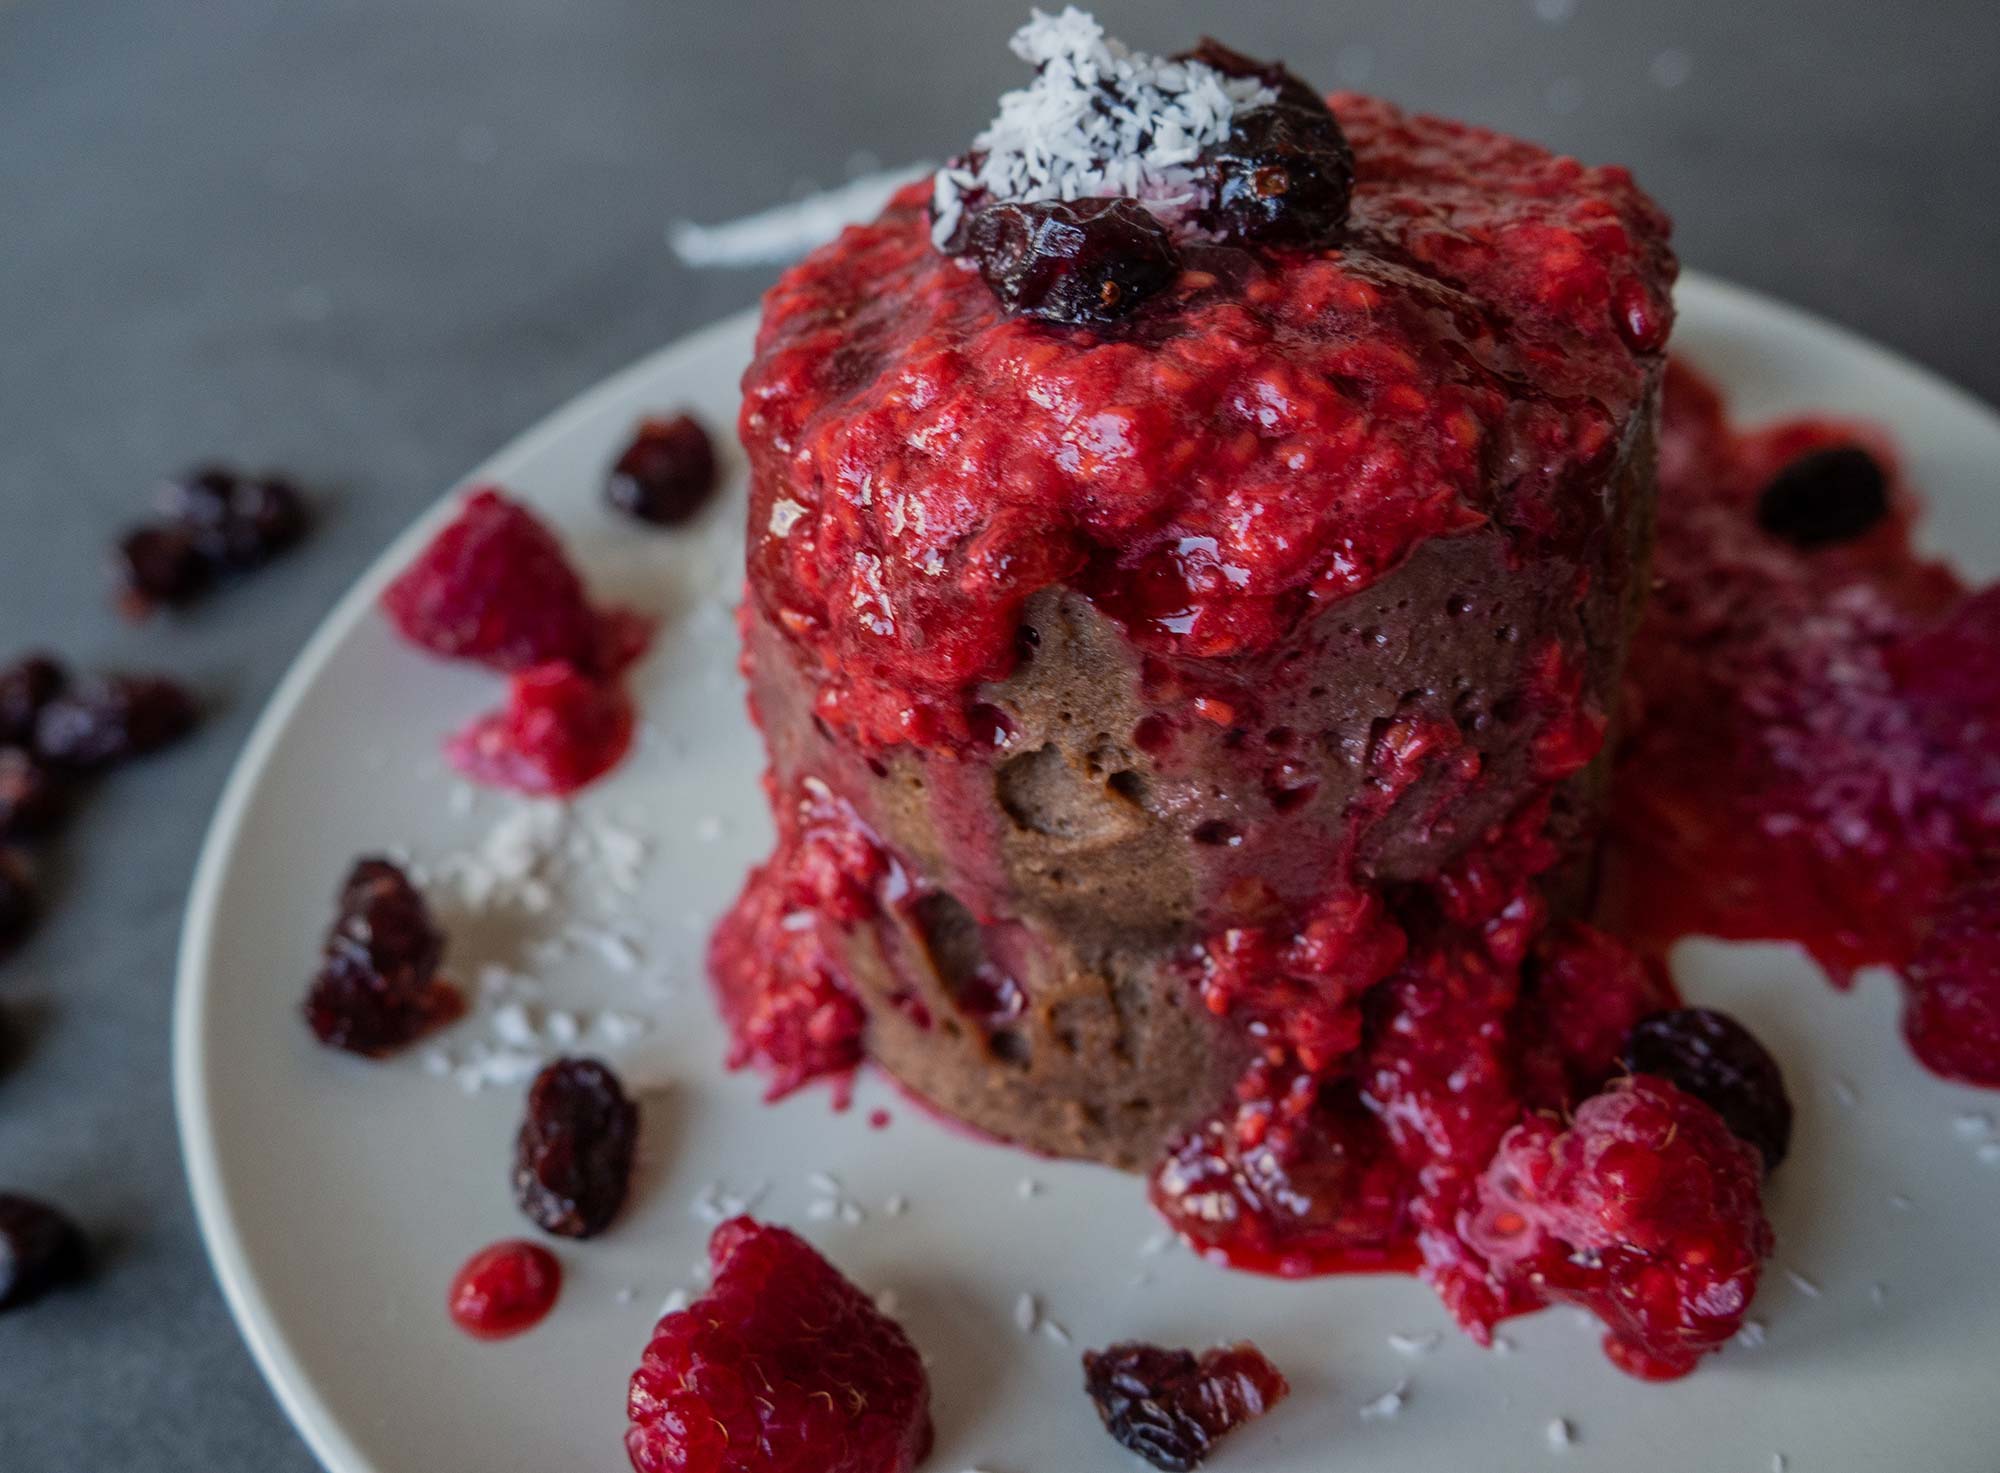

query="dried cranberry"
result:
[380,487,606,674]
[447,1239,561,1340]
[0,750,65,839]
[0,1193,87,1311]
[158,466,310,569]
[0,656,65,748]
[607,415,718,526]
[1468,1076,1772,1380]
[627,1217,932,1473]
[113,524,214,615]
[1620,1007,1793,1170]
[1081,1341,1289,1472]
[33,674,198,770]
[1180,38,1327,112]
[444,662,635,797]
[1754,445,1889,548]
[1200,94,1354,247]
[302,858,462,1056]
[513,1057,638,1239]
[0,851,37,958]
[966,199,1178,325]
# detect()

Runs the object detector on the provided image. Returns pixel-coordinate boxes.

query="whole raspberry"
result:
[1467,1075,1772,1380]
[302,858,462,1056]
[1081,1340,1289,1471]
[381,488,608,674]
[1621,1007,1793,1170]
[444,663,635,797]
[626,1217,932,1473]
[1904,865,2000,1087]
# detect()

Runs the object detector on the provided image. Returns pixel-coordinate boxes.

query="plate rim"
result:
[170,271,2000,1473]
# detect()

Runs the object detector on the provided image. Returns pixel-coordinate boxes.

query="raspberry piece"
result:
[381,487,610,674]
[0,655,65,748]
[444,663,635,797]
[626,1217,932,1473]
[33,674,198,770]
[1621,1007,1794,1170]
[1904,865,2000,1087]
[1467,1076,1772,1380]
[513,1057,639,1239]
[448,1240,561,1340]
[1081,1340,1289,1472]
[0,1193,87,1312]
[608,415,719,526]
[302,858,462,1056]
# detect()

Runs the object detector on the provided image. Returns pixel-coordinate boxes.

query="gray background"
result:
[1,0,1995,1466]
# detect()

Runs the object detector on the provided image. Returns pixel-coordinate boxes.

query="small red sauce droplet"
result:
[869,1108,893,1130]
[448,1240,561,1340]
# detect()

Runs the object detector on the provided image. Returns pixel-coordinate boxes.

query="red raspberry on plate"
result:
[1466,1074,1772,1380]
[626,1217,932,1473]
[445,663,635,797]
[381,487,612,674]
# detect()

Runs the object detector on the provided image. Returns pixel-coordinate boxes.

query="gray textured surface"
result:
[0,0,1995,1467]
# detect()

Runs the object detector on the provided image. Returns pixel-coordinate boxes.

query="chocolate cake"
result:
[711,12,1732,1376]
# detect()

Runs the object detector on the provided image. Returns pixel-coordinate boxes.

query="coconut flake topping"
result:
[930,7,1275,250]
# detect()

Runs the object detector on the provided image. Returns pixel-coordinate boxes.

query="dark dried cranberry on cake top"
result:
[966,198,1178,324]
[513,1057,638,1239]
[302,857,462,1056]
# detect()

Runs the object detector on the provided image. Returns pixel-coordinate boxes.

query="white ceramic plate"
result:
[176,274,2000,1473]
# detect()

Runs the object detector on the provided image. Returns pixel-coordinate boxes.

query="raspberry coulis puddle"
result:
[447,1239,561,1341]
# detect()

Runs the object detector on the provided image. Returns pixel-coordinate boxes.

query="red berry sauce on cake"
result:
[711,11,1997,1383]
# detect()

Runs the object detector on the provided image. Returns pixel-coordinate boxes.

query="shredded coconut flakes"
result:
[930,7,1274,250]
